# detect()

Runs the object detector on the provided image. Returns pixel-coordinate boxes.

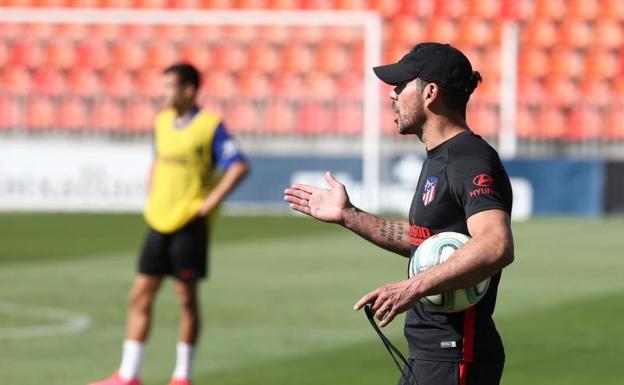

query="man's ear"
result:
[423,83,440,108]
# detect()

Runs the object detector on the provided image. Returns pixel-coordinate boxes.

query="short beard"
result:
[397,104,424,137]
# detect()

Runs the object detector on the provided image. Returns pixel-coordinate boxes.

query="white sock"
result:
[118,340,145,380]
[172,342,196,380]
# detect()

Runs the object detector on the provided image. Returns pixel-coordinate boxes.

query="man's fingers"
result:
[375,301,392,321]
[354,289,380,310]
[324,171,342,188]
[284,195,310,207]
[284,188,311,201]
[289,203,311,215]
[379,308,398,328]
[291,184,317,194]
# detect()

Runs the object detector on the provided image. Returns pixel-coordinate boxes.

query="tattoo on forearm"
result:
[376,219,406,243]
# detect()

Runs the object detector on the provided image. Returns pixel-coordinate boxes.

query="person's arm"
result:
[284,171,411,257]
[197,160,249,217]
[354,210,514,327]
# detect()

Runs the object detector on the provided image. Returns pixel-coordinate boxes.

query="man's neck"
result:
[421,115,469,151]
[174,104,199,119]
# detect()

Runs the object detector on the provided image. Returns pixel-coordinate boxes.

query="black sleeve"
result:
[446,151,512,219]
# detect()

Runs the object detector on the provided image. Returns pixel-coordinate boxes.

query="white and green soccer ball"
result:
[408,231,490,313]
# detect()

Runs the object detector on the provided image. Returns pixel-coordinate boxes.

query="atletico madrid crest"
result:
[422,176,439,206]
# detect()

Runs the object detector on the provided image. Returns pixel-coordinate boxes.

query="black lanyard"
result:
[364,305,419,385]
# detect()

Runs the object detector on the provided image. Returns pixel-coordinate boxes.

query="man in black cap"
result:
[284,43,514,385]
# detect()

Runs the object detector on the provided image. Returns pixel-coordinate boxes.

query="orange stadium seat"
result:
[26,97,55,132]
[203,70,237,101]
[272,72,304,101]
[549,48,584,78]
[56,23,88,41]
[67,68,101,97]
[500,0,536,21]
[267,0,301,9]
[543,76,579,108]
[45,39,76,70]
[180,41,212,72]
[535,106,567,140]
[426,18,459,45]
[33,68,66,97]
[237,71,272,101]
[0,41,8,67]
[135,0,168,8]
[202,0,235,8]
[471,76,499,106]
[257,25,290,45]
[337,73,363,102]
[58,97,87,132]
[521,19,557,49]
[333,102,363,136]
[334,0,366,10]
[75,39,110,70]
[568,105,604,141]
[90,99,123,133]
[245,41,279,74]
[264,101,295,134]
[145,41,180,70]
[223,25,257,45]
[200,98,224,117]
[433,0,467,19]
[584,49,619,79]
[605,107,624,140]
[568,0,600,20]
[120,24,154,42]
[593,20,623,50]
[557,19,592,49]
[517,77,545,107]
[515,106,536,139]
[187,25,223,44]
[225,100,258,134]
[369,0,401,18]
[518,47,549,78]
[315,42,349,76]
[22,22,55,40]
[302,72,337,102]
[9,39,43,69]
[33,0,65,6]
[479,47,500,81]
[68,0,100,6]
[467,103,498,138]
[125,99,157,134]
[212,42,246,73]
[325,26,361,45]
[602,0,624,20]
[169,0,201,8]
[292,26,324,45]
[383,42,413,64]
[457,18,494,48]
[533,0,566,21]
[380,103,396,136]
[102,68,135,98]
[385,16,426,45]
[100,0,133,6]
[280,43,314,74]
[612,77,624,100]
[296,102,332,135]
[399,0,435,17]
[348,41,364,73]
[135,67,162,98]
[155,24,189,43]
[110,40,146,71]
[235,0,269,8]
[90,24,122,42]
[300,0,331,9]
[579,78,612,108]
[467,0,501,19]
[0,23,21,40]
[0,96,21,131]
[1,66,32,96]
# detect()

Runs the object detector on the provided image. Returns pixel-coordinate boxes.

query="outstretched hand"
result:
[283,171,351,224]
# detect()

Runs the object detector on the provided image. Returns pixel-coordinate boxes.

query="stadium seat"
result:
[515,106,536,139]
[33,68,67,97]
[169,0,201,8]
[200,98,225,117]
[518,47,549,78]
[324,26,361,45]
[534,0,566,20]
[292,26,324,44]
[212,42,246,73]
[179,41,212,72]
[58,97,87,132]
[479,47,500,81]
[300,0,331,9]
[25,97,55,132]
[0,41,8,67]
[90,24,121,41]
[471,76,499,106]
[203,70,237,101]
[605,107,624,140]
[67,68,101,98]
[110,40,146,71]
[584,49,619,79]
[125,99,157,134]
[380,103,396,136]
[385,16,425,45]
[612,77,624,100]
[9,39,43,69]
[75,39,110,70]
[90,98,123,133]
[334,0,366,10]
[369,0,401,18]
[188,25,223,44]
[568,0,600,20]
[602,0,624,20]
[315,42,349,76]
[593,20,623,50]
[1,66,32,96]
[257,25,290,44]
[280,43,314,74]
[579,78,612,108]
[348,41,364,73]
[568,105,603,141]
[521,19,557,48]
[45,39,76,70]
[22,22,55,40]
[100,0,133,6]
[458,46,483,74]
[0,23,21,40]
[467,0,501,19]
[245,41,279,74]
[223,25,257,45]
[296,102,332,135]
[383,42,413,64]
[33,0,65,5]
[558,19,592,50]
[399,0,435,17]
[102,68,135,99]
[433,0,467,19]
[235,0,269,8]
[457,18,494,48]
[535,106,566,140]
[467,103,498,138]
[517,77,545,107]
[267,0,300,9]
[426,18,459,44]
[225,100,258,134]
[120,24,154,42]
[145,41,180,70]
[333,102,363,136]
[549,48,584,78]
[68,0,100,6]
[272,72,304,101]
[543,76,579,108]
[237,71,271,101]
[135,0,168,8]
[302,72,337,102]
[135,67,163,98]
[155,24,189,43]
[202,0,235,8]
[56,23,88,41]
[264,101,295,134]
[337,73,363,102]
[0,96,22,131]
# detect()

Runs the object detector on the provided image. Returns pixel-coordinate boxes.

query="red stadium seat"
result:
[385,16,425,45]
[111,40,146,71]
[33,0,65,5]
[337,73,363,102]
[457,18,494,48]
[521,19,557,48]
[264,101,295,134]
[58,97,87,132]
[67,68,101,98]
[568,0,600,20]
[125,99,157,134]
[26,97,55,132]
[237,71,271,101]
[121,24,154,42]
[516,106,536,139]
[333,102,363,136]
[235,0,268,8]
[272,72,304,101]
[135,0,168,8]
[169,0,201,8]
[102,68,134,99]
[211,42,246,73]
[90,24,121,42]
[480,47,500,81]
[296,102,332,135]
[223,25,257,45]
[557,19,592,49]
[457,46,483,74]
[467,0,501,19]
[45,39,76,70]
[383,42,413,64]
[579,78,612,108]
[602,0,624,20]
[202,0,235,8]
[22,22,55,40]
[155,24,189,43]
[549,48,584,78]
[467,103,498,138]
[257,25,290,45]
[518,47,549,78]
[56,23,88,41]
[543,76,579,108]
[433,0,467,19]
[300,0,331,9]
[0,23,21,40]
[180,42,212,72]
[517,77,545,107]
[90,98,123,133]
[399,0,435,17]
[535,106,566,140]
[593,20,623,50]
[315,42,349,76]
[0,96,22,131]
[471,76,499,106]
[584,49,619,79]
[534,0,566,20]
[568,105,603,141]
[292,26,324,44]
[302,72,337,102]
[348,41,364,73]
[612,77,624,100]
[187,25,222,44]
[426,18,459,44]
[280,43,314,74]
[75,39,110,70]
[33,68,67,97]
[9,39,43,69]
[135,67,163,98]
[326,26,362,45]
[225,101,258,134]
[1,66,32,96]
[267,0,300,9]
[380,103,396,136]
[68,0,100,6]
[605,107,624,140]
[369,0,401,18]
[501,0,535,21]
[145,41,180,71]
[101,0,133,6]
[0,41,8,68]
[334,0,366,10]
[203,70,237,101]
[245,41,279,74]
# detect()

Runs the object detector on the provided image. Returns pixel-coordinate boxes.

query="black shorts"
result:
[396,359,504,385]
[138,218,209,282]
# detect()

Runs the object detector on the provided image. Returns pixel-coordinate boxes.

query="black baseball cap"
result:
[373,42,478,94]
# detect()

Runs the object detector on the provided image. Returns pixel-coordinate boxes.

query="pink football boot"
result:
[88,372,142,385]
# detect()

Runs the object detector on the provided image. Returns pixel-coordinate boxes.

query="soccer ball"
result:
[408,232,490,313]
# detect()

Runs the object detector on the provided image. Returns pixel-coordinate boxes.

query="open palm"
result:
[283,172,350,223]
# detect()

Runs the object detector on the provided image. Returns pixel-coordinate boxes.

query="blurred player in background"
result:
[89,63,249,385]
[284,43,514,385]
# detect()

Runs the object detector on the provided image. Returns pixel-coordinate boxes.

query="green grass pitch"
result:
[1,213,623,385]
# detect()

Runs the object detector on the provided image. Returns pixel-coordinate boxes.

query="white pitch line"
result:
[0,301,92,339]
